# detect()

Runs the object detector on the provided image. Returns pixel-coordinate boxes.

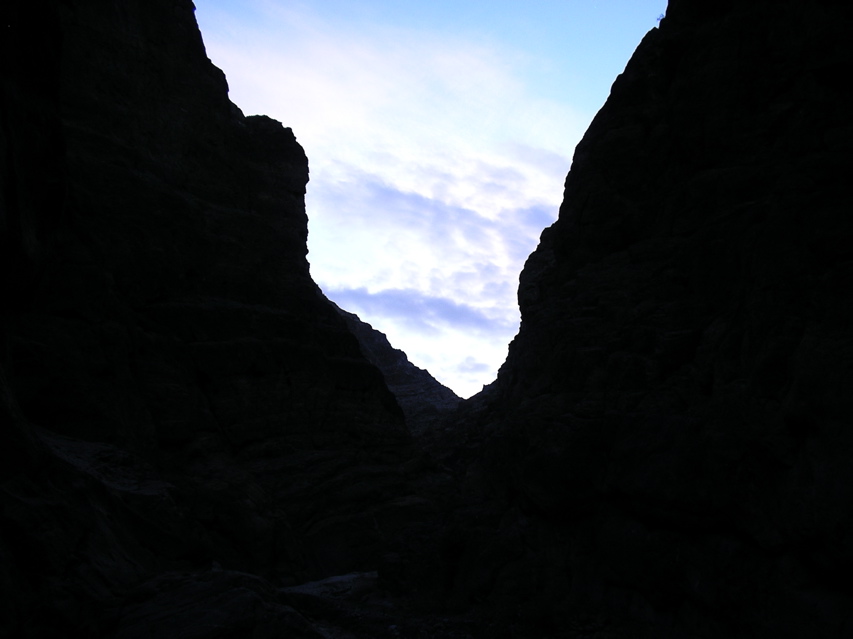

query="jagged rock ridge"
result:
[335,304,461,436]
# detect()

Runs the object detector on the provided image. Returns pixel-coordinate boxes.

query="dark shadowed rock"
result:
[335,304,461,436]
[0,0,441,636]
[436,1,853,637]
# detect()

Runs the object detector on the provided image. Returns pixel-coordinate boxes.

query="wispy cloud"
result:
[308,168,554,308]
[327,287,516,336]
[457,357,492,375]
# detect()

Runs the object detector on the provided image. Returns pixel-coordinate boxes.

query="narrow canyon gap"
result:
[194,0,668,398]
[1,1,852,638]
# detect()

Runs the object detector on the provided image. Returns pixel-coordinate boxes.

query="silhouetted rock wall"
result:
[336,304,461,436]
[22,0,405,451]
[445,1,853,637]
[0,1,435,636]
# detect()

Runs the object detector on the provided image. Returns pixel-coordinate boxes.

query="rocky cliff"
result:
[1,1,443,636]
[440,1,853,637]
[3,0,853,637]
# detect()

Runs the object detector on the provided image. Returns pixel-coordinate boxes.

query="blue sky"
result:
[195,0,667,398]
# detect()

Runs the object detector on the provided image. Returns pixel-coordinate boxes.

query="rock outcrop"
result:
[439,1,853,637]
[336,305,461,436]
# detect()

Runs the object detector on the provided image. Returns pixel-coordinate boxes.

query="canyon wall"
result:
[1,1,439,636]
[444,1,853,636]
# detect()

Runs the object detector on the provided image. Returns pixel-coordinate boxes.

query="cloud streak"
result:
[327,287,516,337]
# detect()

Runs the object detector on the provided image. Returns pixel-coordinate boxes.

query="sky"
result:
[195,0,668,398]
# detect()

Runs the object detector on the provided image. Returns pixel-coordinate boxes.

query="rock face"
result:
[25,0,405,451]
[336,305,461,436]
[441,1,853,637]
[1,1,436,636]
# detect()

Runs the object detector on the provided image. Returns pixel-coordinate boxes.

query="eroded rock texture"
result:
[441,1,853,637]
